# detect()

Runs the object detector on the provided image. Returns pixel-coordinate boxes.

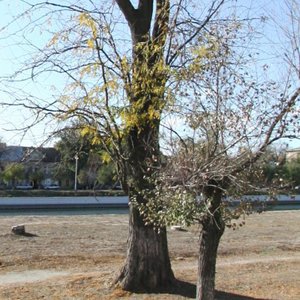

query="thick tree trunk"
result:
[114,123,175,291]
[114,0,173,292]
[116,205,175,291]
[197,187,225,300]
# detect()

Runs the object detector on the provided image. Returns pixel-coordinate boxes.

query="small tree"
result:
[134,13,300,299]
[54,127,95,188]
[96,162,116,189]
[284,157,300,188]
[28,170,44,189]
[77,152,116,189]
[2,163,25,188]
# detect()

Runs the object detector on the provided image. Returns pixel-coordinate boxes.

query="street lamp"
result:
[74,153,79,191]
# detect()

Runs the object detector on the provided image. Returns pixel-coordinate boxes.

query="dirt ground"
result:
[0,210,299,300]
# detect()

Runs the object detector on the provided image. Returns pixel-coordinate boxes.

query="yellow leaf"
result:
[87,39,94,49]
[101,152,111,163]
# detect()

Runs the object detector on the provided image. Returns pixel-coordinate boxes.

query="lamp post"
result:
[74,153,79,191]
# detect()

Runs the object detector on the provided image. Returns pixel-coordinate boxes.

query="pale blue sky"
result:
[0,0,299,149]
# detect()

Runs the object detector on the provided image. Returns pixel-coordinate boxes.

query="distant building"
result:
[0,143,60,188]
[286,147,300,162]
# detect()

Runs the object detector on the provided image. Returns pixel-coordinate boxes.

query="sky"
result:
[0,0,299,149]
[0,1,67,146]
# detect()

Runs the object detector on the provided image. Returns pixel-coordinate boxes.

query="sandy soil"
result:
[0,210,299,299]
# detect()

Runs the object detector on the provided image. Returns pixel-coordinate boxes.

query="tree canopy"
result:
[1,1,300,299]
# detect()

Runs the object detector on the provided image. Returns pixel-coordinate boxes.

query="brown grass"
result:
[0,210,299,299]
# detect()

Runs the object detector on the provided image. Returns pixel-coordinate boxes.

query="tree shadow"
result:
[215,290,272,300]
[161,279,196,298]
[145,280,271,300]
[114,279,196,298]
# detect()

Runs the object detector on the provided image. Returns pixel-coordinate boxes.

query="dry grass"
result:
[0,210,299,299]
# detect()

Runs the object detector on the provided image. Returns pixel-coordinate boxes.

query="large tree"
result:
[111,1,176,289]
[0,0,226,291]
[2,0,299,298]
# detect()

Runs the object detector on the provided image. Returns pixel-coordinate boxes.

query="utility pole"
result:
[74,153,79,191]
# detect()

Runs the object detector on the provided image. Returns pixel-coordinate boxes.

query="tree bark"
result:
[116,205,174,291]
[115,120,175,290]
[114,0,174,291]
[197,187,225,300]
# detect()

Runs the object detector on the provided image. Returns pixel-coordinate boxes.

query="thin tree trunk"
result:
[116,205,175,291]
[197,188,225,300]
